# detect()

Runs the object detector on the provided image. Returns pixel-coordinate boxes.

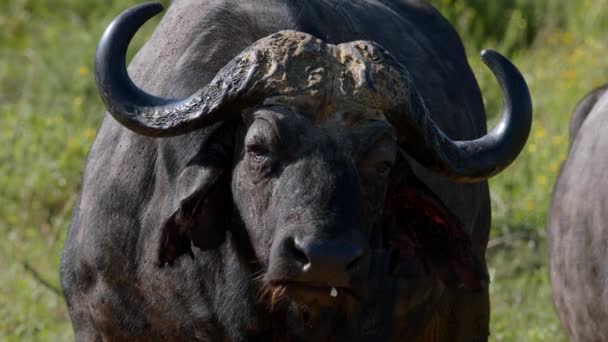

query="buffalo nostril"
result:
[345,247,364,271]
[293,236,364,273]
[287,237,310,267]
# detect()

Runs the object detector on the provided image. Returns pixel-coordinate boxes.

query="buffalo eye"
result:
[375,161,392,176]
[247,143,271,163]
[244,116,278,166]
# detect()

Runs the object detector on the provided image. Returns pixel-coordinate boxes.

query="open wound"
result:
[385,186,487,290]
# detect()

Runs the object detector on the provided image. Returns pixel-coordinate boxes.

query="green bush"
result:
[0,1,169,339]
[434,0,608,55]
[431,1,608,341]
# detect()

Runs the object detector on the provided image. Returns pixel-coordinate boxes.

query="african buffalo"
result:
[548,83,608,342]
[60,1,532,341]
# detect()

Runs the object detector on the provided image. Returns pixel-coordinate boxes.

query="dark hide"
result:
[548,84,608,342]
[385,173,487,291]
[61,0,493,341]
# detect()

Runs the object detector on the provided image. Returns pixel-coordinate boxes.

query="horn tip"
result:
[137,2,165,13]
[121,2,165,22]
[146,2,165,13]
[480,49,501,63]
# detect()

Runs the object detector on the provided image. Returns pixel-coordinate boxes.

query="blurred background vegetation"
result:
[1,0,607,340]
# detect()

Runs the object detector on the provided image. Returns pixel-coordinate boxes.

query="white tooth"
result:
[330,287,338,297]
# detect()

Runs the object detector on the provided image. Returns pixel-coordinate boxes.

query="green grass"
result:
[0,0,168,339]
[431,1,608,341]
[2,0,607,340]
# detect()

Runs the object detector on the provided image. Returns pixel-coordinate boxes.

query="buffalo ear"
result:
[157,162,232,267]
[383,176,488,291]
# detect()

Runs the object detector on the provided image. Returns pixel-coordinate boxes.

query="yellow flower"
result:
[527,143,537,153]
[560,69,576,82]
[73,96,84,112]
[560,32,574,45]
[535,126,547,139]
[82,128,96,139]
[78,66,90,77]
[67,136,79,150]
[570,47,584,63]
[552,135,565,146]
[549,161,560,173]
[536,175,548,186]
[524,200,535,212]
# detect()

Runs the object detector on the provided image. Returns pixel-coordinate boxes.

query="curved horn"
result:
[396,49,532,183]
[95,2,258,137]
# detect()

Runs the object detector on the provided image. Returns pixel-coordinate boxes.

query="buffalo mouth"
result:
[258,281,362,331]
[260,280,361,315]
[271,281,361,303]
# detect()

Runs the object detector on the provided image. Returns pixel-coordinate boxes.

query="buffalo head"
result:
[93,2,532,327]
